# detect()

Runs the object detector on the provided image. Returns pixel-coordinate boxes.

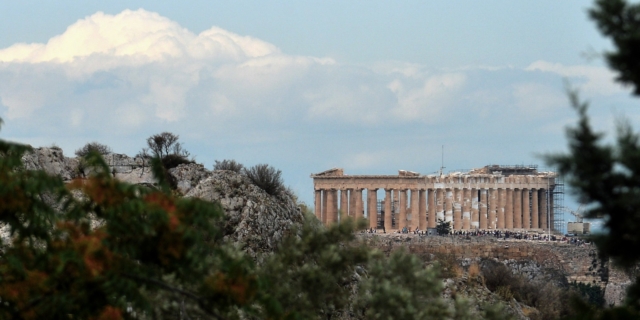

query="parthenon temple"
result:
[311,165,560,232]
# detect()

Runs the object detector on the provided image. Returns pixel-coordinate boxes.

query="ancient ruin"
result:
[311,165,562,232]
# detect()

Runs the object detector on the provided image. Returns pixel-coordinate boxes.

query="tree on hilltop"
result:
[547,0,640,318]
[146,131,192,170]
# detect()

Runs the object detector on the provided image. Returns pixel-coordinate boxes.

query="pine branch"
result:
[122,273,226,320]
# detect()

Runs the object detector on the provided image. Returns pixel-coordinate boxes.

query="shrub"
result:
[213,159,244,173]
[482,260,516,292]
[161,153,193,170]
[570,281,605,309]
[75,142,112,157]
[244,164,284,196]
[468,262,481,280]
[481,259,575,320]
[436,218,452,235]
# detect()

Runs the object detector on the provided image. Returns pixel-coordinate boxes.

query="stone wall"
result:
[360,234,631,306]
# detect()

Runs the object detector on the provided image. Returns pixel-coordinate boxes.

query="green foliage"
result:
[75,141,112,157]
[356,249,449,319]
[243,163,284,196]
[481,260,576,320]
[570,281,606,308]
[436,218,452,235]
[255,215,369,319]
[213,159,244,173]
[590,0,640,96]
[161,153,193,170]
[547,1,640,317]
[0,134,240,319]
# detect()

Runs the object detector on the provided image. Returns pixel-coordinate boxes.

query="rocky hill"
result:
[20,147,304,262]
[362,234,633,310]
[20,146,632,319]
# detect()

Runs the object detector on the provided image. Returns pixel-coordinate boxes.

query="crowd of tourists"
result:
[364,227,590,245]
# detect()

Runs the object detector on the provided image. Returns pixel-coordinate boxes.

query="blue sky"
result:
[0,1,637,229]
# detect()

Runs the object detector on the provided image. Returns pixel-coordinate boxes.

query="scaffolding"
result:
[552,176,565,234]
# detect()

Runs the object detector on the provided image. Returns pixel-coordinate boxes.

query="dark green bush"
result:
[213,159,244,173]
[75,142,112,157]
[244,164,284,196]
[161,153,193,170]
[481,260,575,320]
[570,281,605,308]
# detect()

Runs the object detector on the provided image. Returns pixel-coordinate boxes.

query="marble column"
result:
[349,189,356,217]
[437,189,445,222]
[410,189,419,230]
[334,189,340,223]
[327,189,337,224]
[368,189,378,229]
[462,188,471,230]
[497,189,505,229]
[355,189,363,220]
[479,189,488,229]
[340,189,348,223]
[505,189,513,229]
[453,188,462,230]
[322,189,328,225]
[384,189,392,231]
[514,189,522,229]
[540,189,548,231]
[489,188,497,229]
[394,189,401,229]
[398,189,407,229]
[471,188,479,229]
[445,188,453,224]
[419,189,427,230]
[522,188,530,229]
[428,189,436,228]
[315,189,322,220]
[531,189,539,229]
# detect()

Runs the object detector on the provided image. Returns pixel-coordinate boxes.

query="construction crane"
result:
[561,204,584,223]
[560,205,590,235]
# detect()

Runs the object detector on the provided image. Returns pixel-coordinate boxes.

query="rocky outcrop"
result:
[103,153,155,185]
[183,167,304,262]
[19,148,304,262]
[362,234,632,308]
[21,147,155,184]
[442,275,530,320]
[605,267,633,307]
[168,163,211,194]
[22,147,79,180]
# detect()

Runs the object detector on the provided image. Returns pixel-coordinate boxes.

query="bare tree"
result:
[147,132,180,159]
[145,132,192,170]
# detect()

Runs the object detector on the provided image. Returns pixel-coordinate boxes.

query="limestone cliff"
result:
[181,168,303,261]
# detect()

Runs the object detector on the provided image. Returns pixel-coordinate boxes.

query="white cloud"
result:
[512,82,566,115]
[0,9,279,66]
[0,9,635,191]
[526,60,625,96]
[389,73,466,122]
